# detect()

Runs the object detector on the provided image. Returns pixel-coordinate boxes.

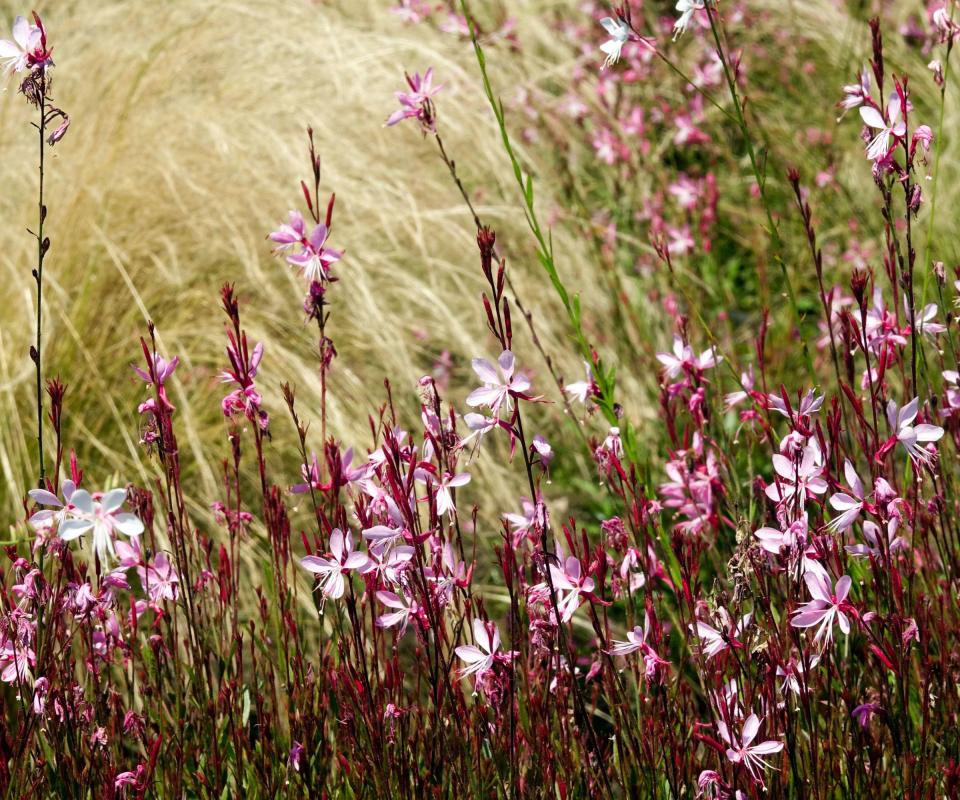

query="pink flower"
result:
[376,590,418,634]
[846,518,906,559]
[754,516,808,555]
[385,68,441,131]
[764,444,827,511]
[694,608,751,660]
[718,713,783,783]
[767,388,824,422]
[269,211,342,283]
[903,298,945,338]
[838,67,870,118]
[776,653,819,696]
[548,555,596,623]
[656,335,721,379]
[361,541,413,585]
[137,553,180,603]
[436,471,470,517]
[301,529,369,602]
[455,618,501,678]
[852,702,883,728]
[724,366,755,409]
[790,572,853,645]
[466,350,532,417]
[220,337,268,430]
[0,14,52,76]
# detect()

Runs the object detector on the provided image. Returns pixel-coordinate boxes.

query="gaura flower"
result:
[301,529,369,602]
[599,17,630,67]
[790,572,853,645]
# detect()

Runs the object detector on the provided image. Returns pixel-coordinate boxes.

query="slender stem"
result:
[34,85,47,486]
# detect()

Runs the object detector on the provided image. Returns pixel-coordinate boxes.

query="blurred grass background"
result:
[0,0,955,534]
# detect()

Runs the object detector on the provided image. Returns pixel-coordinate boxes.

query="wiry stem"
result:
[33,83,47,487]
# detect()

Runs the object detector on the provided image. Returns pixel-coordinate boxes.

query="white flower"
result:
[300,528,369,601]
[455,619,501,678]
[827,460,865,533]
[859,93,905,161]
[887,397,944,465]
[466,350,530,417]
[694,609,751,660]
[656,334,722,378]
[599,17,630,67]
[718,713,784,782]
[564,361,595,404]
[673,0,704,40]
[54,488,145,563]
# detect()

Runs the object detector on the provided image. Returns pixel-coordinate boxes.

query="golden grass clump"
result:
[0,0,657,526]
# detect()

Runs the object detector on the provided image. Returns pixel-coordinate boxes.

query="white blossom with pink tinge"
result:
[718,713,783,783]
[791,572,853,645]
[301,529,369,602]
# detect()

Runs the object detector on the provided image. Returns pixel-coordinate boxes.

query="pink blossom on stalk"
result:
[137,553,179,603]
[694,609,751,661]
[717,713,783,783]
[27,479,79,534]
[941,370,960,418]
[827,460,866,533]
[415,470,470,517]
[301,529,369,602]
[764,444,827,511]
[767,388,824,422]
[885,397,944,465]
[376,590,419,634]
[455,618,502,678]
[724,366,755,409]
[564,361,597,404]
[859,94,906,161]
[838,67,870,119]
[608,614,669,680]
[0,637,34,685]
[776,653,819,696]
[656,335,722,379]
[133,352,179,412]
[269,211,342,283]
[361,541,413,585]
[0,14,52,76]
[790,572,854,645]
[385,68,441,130]
[754,515,808,555]
[846,518,906,559]
[903,297,946,339]
[466,351,532,417]
[220,338,268,430]
[503,496,542,546]
[548,555,596,623]
[608,624,648,657]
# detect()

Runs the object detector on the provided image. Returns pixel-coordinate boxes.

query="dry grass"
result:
[0,0,660,528]
[1,0,955,533]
